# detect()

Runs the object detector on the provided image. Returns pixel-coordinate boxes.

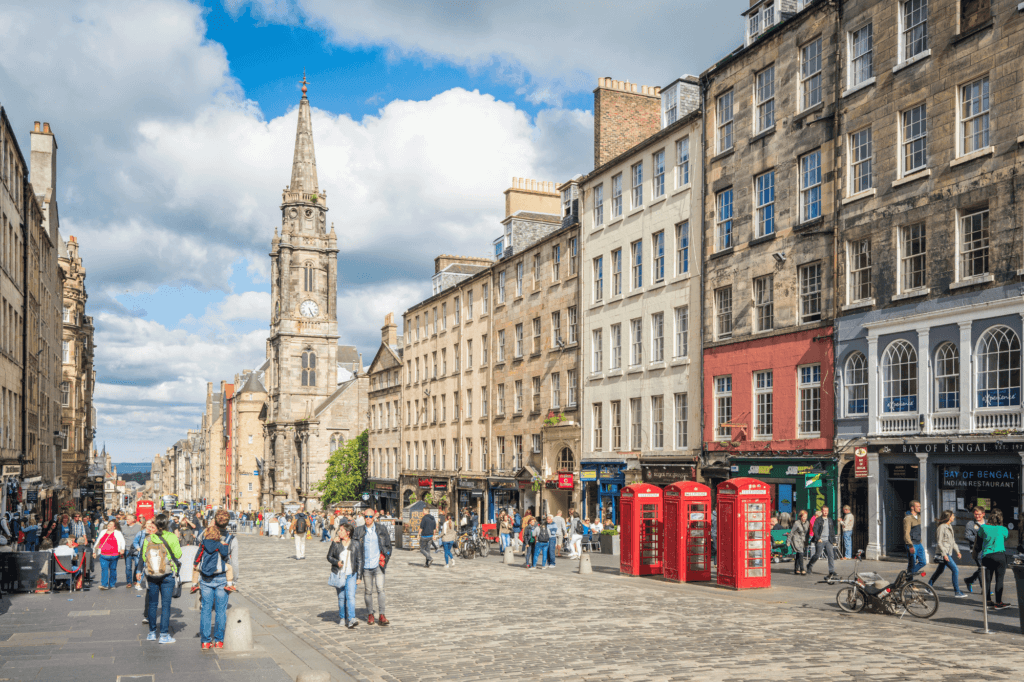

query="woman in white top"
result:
[327,523,362,629]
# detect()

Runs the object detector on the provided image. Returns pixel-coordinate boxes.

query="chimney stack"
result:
[593,77,661,168]
[382,312,397,347]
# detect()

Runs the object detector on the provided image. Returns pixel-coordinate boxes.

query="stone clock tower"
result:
[265,77,340,505]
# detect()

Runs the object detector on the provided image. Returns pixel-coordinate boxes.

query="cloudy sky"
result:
[0,0,742,463]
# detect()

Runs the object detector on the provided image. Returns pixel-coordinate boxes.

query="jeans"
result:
[442,541,454,565]
[321,526,330,542]
[99,554,119,588]
[842,530,853,559]
[419,538,432,564]
[362,567,386,615]
[147,574,174,635]
[808,541,835,574]
[907,543,926,573]
[124,553,136,584]
[929,555,963,594]
[295,535,306,559]
[336,573,357,623]
[499,533,510,552]
[547,538,558,566]
[532,542,547,567]
[199,574,229,644]
[982,552,1007,603]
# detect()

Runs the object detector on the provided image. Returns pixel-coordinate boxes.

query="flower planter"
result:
[599,534,620,555]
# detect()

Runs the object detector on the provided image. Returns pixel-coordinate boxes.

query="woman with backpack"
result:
[327,522,362,629]
[143,514,183,644]
[567,512,584,559]
[93,520,125,590]
[197,510,238,649]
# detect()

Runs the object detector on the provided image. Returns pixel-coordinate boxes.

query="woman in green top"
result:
[142,514,183,643]
[976,509,1010,609]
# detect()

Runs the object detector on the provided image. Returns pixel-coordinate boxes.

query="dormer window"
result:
[662,85,678,127]
[747,1,776,44]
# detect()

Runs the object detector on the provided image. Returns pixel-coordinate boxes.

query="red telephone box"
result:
[619,483,663,576]
[716,478,771,589]
[135,500,155,522]
[663,481,711,582]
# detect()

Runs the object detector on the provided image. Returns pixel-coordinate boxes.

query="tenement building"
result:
[366,313,403,516]
[399,254,491,519]
[231,369,267,512]
[491,178,581,521]
[701,0,841,516]
[579,76,704,524]
[263,79,367,511]
[835,0,1024,559]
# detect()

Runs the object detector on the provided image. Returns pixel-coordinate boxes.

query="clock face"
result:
[300,300,319,318]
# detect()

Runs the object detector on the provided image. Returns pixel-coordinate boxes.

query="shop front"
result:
[580,461,626,525]
[367,479,400,517]
[866,440,1024,560]
[640,460,697,488]
[728,456,839,525]
[488,478,520,522]
[456,477,486,521]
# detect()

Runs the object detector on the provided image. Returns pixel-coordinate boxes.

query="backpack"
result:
[573,518,584,535]
[145,532,174,578]
[198,535,232,577]
[295,514,307,534]
[537,524,550,543]
[514,513,522,528]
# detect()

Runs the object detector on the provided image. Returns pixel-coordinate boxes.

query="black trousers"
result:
[793,552,806,573]
[982,552,1007,603]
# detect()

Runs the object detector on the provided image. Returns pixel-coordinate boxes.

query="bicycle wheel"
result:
[478,540,489,558]
[900,581,939,618]
[835,586,866,613]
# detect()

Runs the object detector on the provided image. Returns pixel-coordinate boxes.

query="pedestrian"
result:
[567,512,584,559]
[788,509,810,575]
[197,510,239,650]
[22,514,39,552]
[511,509,522,552]
[291,510,309,560]
[441,513,458,568]
[321,513,331,543]
[528,518,546,569]
[93,520,125,590]
[841,505,855,559]
[928,510,966,597]
[520,508,534,555]
[70,512,86,541]
[327,522,362,629]
[143,514,182,644]
[470,509,479,535]
[806,505,838,579]
[498,512,512,553]
[976,509,1010,609]
[351,509,391,625]
[904,500,925,574]
[545,514,559,567]
[553,511,566,557]
[122,514,143,589]
[419,510,437,567]
[963,505,986,592]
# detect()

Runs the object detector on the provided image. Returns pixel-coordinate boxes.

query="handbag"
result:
[328,569,344,588]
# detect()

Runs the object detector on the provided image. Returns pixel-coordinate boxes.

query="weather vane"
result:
[301,69,308,95]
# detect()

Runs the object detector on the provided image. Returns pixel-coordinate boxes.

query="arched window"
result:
[934,343,960,410]
[976,326,1021,407]
[303,263,314,292]
[882,340,917,413]
[301,349,316,386]
[329,435,337,452]
[844,352,867,416]
[557,447,575,471]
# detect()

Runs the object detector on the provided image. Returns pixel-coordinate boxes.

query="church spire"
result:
[289,72,319,194]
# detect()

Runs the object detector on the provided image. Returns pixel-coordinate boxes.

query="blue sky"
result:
[0,0,743,462]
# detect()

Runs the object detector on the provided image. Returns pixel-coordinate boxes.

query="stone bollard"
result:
[578,552,593,574]
[296,672,331,682]
[503,545,514,564]
[222,607,254,651]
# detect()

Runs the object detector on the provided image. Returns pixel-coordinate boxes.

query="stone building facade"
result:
[366,314,403,516]
[231,370,266,512]
[579,84,704,524]
[58,235,95,493]
[834,0,1024,559]
[700,0,841,515]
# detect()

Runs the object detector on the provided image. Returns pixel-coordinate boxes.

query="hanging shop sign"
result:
[418,478,432,488]
[805,472,823,489]
[854,449,868,478]
[557,473,574,489]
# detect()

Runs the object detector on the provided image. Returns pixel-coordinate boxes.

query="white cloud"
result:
[336,280,430,350]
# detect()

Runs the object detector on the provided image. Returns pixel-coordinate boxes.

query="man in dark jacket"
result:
[351,509,392,626]
[419,512,437,568]
[807,505,838,579]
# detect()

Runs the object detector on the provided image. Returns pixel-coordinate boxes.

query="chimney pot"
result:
[33,122,40,132]
[43,122,51,134]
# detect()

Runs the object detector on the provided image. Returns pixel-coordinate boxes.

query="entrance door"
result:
[840,462,869,555]
[885,479,917,555]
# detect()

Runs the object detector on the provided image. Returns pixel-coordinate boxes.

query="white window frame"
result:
[653,150,665,199]
[651,395,664,450]
[593,256,604,302]
[755,65,775,133]
[593,403,603,450]
[899,0,929,63]
[676,137,690,187]
[882,340,918,414]
[714,376,732,441]
[651,312,664,363]
[515,261,523,297]
[898,222,927,293]
[653,231,665,283]
[844,352,868,417]
[612,248,622,296]
[674,306,688,359]
[957,207,989,281]
[958,76,990,157]
[611,323,622,370]
[630,397,642,450]
[676,221,689,275]
[612,173,623,217]
[847,238,872,303]
[629,318,643,367]
[754,370,773,439]
[631,240,643,290]
[799,262,823,323]
[800,37,823,111]
[631,161,643,209]
[753,275,773,332]
[592,329,603,373]
[611,401,622,450]
[755,170,775,238]
[900,103,927,176]
[715,287,733,340]
[674,393,688,449]
[593,184,604,227]
[849,128,873,195]
[717,90,734,153]
[975,326,1021,409]
[848,22,873,89]
[716,188,733,251]
[798,364,822,437]
[800,150,822,223]
[934,343,960,412]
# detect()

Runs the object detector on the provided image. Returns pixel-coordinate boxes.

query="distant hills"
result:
[113,462,152,474]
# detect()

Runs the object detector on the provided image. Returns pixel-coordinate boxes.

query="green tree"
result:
[316,429,368,506]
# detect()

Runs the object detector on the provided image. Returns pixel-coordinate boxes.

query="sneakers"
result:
[190,584,200,594]
[345,620,359,629]
[214,642,224,648]
[378,615,389,626]
[134,583,144,591]
[994,602,1012,610]
[159,634,175,644]
[127,583,134,589]
[202,642,213,650]
[965,578,974,593]
[367,614,375,626]
[146,632,157,641]
[954,593,968,598]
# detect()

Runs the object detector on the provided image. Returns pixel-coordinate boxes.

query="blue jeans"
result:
[547,538,558,566]
[124,553,136,584]
[335,573,357,623]
[99,555,118,588]
[929,555,963,594]
[842,530,853,559]
[500,533,510,551]
[199,574,229,644]
[147,574,175,635]
[532,542,547,567]
[907,543,926,573]
[321,526,330,542]
[442,541,454,565]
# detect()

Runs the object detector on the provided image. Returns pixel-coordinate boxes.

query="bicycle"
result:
[826,550,939,618]
[455,531,489,559]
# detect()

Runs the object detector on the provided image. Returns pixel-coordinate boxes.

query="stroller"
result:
[770,528,794,563]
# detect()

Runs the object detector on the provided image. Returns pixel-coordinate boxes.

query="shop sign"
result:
[854,449,868,478]
[518,480,530,490]
[374,483,395,491]
[747,465,773,475]
[872,441,1024,454]
[599,466,623,478]
[433,479,448,491]
[457,479,482,490]
[580,470,598,481]
[557,473,574,489]
[805,473,823,489]
[26,489,38,502]
[940,465,1018,490]
[418,478,432,488]
[490,481,518,490]
[887,464,918,480]
[642,466,695,484]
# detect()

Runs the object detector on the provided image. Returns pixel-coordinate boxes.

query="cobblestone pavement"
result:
[239,533,1024,682]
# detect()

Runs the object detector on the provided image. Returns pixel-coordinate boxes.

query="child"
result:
[191,524,238,593]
